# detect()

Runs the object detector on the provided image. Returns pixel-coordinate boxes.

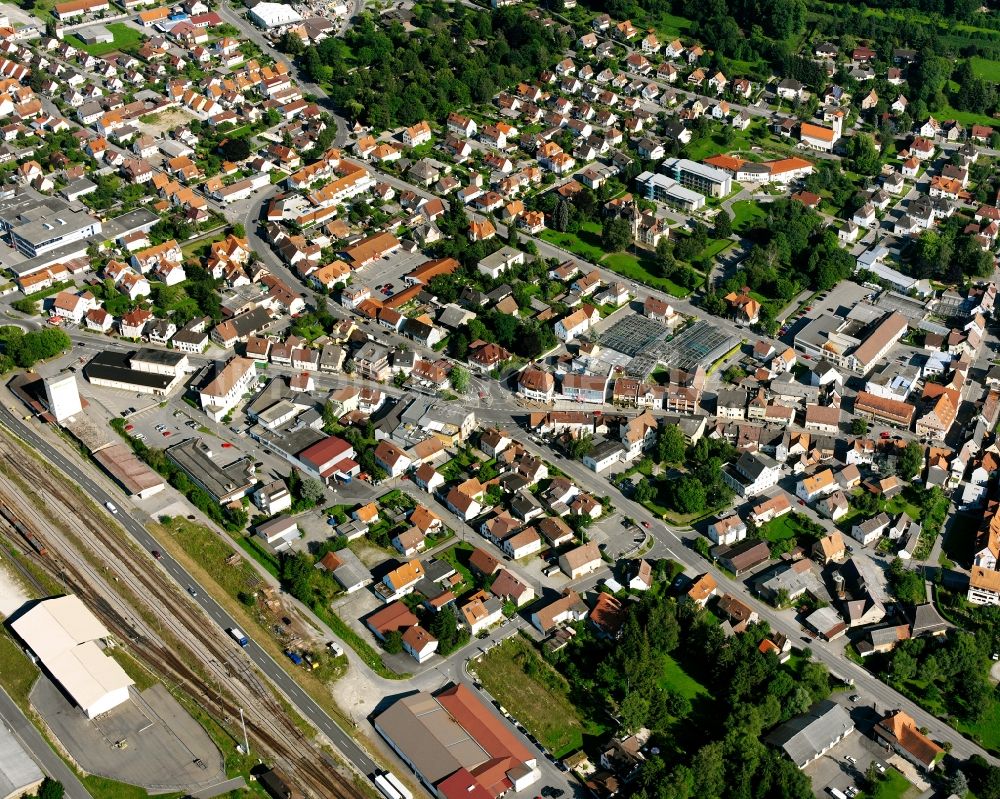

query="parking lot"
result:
[802,696,923,799]
[354,247,428,296]
[778,281,870,343]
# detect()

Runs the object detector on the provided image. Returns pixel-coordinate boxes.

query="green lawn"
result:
[759,514,799,542]
[731,200,766,233]
[602,252,690,297]
[956,694,1000,753]
[659,653,707,699]
[971,56,1000,82]
[437,541,475,591]
[936,97,998,129]
[652,10,693,37]
[538,221,604,262]
[67,22,144,56]
[699,238,732,261]
[474,636,603,758]
[858,767,917,799]
[538,222,691,296]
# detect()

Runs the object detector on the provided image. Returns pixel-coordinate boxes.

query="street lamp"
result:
[239,707,250,756]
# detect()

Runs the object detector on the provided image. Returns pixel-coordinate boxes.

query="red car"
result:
[222,441,233,448]
[162,430,171,437]
[880,431,891,439]
[642,521,651,529]
[125,424,134,431]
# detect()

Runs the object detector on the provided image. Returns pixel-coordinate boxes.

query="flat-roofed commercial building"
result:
[84,350,187,396]
[660,157,733,197]
[636,171,705,211]
[10,595,134,718]
[374,683,540,798]
[795,311,907,375]
[130,347,189,377]
[166,438,254,503]
[0,189,102,258]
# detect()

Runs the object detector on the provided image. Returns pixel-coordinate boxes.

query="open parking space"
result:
[353,248,428,296]
[31,679,225,795]
[803,725,903,799]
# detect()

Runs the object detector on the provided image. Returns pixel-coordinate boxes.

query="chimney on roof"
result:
[832,570,846,599]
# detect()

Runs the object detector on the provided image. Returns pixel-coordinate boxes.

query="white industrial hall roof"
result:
[11,595,133,717]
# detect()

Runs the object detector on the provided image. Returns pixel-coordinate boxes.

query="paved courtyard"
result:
[32,678,226,795]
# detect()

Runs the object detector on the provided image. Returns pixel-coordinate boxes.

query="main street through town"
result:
[4,5,992,791]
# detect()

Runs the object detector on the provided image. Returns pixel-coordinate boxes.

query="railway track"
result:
[0,433,364,799]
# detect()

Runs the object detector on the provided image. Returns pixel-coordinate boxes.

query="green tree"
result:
[280,551,315,603]
[220,137,251,162]
[633,479,655,505]
[713,211,733,239]
[568,434,594,460]
[618,690,650,733]
[279,30,305,55]
[300,478,325,505]
[38,779,65,799]
[657,425,686,463]
[846,133,881,176]
[898,441,923,480]
[602,216,632,253]
[383,629,403,654]
[949,768,969,798]
[655,237,675,277]
[450,365,470,393]
[722,365,744,384]
[851,418,868,436]
[553,199,570,232]
[671,476,706,514]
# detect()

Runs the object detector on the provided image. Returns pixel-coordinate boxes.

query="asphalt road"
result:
[0,406,381,781]
[0,687,95,799]
[490,427,997,764]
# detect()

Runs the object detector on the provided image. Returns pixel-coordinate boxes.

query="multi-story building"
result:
[198,357,257,421]
[353,341,391,381]
[659,157,733,197]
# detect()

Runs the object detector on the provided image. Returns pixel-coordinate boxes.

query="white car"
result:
[845,755,857,765]
[105,501,118,514]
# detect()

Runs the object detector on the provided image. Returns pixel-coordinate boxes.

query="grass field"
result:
[858,767,918,799]
[66,23,144,56]
[683,126,759,162]
[759,514,799,542]
[731,200,766,233]
[971,56,1000,82]
[538,221,604,262]
[659,653,707,699]
[699,238,733,261]
[652,10,693,37]
[602,251,690,297]
[539,223,690,296]
[956,695,1000,754]
[474,636,602,758]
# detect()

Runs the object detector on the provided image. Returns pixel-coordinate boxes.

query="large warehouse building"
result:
[373,683,540,799]
[11,595,134,718]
